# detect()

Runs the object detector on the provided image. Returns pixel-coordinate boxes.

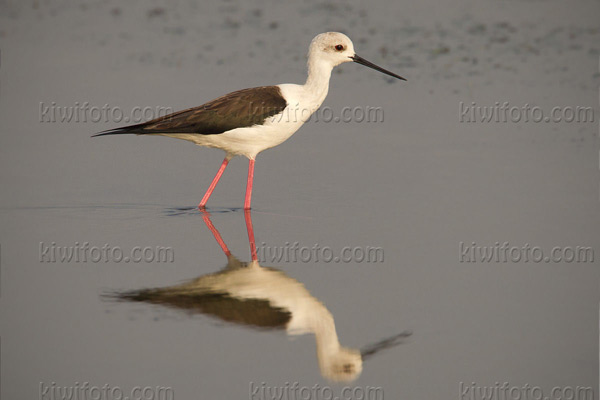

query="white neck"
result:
[312,311,340,355]
[303,56,333,108]
[311,310,362,381]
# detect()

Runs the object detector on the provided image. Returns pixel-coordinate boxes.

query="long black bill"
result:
[351,54,406,81]
[360,330,412,361]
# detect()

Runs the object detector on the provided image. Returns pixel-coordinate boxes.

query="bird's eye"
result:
[335,44,344,51]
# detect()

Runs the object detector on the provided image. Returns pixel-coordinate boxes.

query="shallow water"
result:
[1,0,599,399]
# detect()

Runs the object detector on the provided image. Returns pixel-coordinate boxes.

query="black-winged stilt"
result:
[111,210,412,381]
[93,32,405,209]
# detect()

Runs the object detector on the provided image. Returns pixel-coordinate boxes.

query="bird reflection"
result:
[110,210,411,382]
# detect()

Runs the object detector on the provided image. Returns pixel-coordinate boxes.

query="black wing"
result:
[92,86,287,137]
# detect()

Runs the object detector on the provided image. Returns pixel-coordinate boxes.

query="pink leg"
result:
[201,211,231,257]
[199,157,229,208]
[244,209,258,262]
[243,159,255,210]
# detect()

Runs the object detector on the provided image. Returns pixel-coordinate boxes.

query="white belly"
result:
[194,109,306,158]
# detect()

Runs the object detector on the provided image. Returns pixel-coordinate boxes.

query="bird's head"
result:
[309,32,406,81]
[309,32,356,67]
[318,346,363,382]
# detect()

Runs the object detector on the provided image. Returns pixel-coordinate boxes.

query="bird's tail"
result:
[91,124,148,137]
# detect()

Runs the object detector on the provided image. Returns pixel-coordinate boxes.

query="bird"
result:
[109,209,412,382]
[93,32,406,209]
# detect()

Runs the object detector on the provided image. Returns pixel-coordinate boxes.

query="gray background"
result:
[0,0,599,399]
